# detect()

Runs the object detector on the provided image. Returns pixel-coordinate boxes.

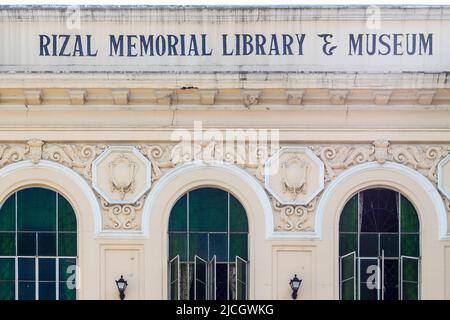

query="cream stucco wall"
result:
[0,5,449,300]
[0,159,448,299]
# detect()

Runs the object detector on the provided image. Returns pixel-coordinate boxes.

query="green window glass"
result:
[168,194,187,232]
[189,233,208,260]
[0,187,77,300]
[17,232,36,256]
[230,195,248,232]
[17,188,56,232]
[230,233,248,261]
[58,194,77,232]
[169,232,188,262]
[339,194,358,232]
[38,233,57,256]
[339,188,420,301]
[401,234,420,257]
[0,195,15,231]
[0,258,15,300]
[0,232,15,256]
[339,194,358,257]
[400,195,419,232]
[209,233,228,262]
[189,188,228,232]
[339,233,357,257]
[168,188,248,300]
[58,232,77,257]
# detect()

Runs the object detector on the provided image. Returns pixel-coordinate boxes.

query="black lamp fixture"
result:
[115,275,128,300]
[289,274,302,300]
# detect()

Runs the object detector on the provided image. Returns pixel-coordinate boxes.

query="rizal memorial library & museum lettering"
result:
[0,5,449,300]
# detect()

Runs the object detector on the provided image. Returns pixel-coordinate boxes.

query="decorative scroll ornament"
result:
[169,136,274,168]
[43,144,104,180]
[389,145,446,183]
[313,145,374,181]
[0,140,449,234]
[140,145,172,181]
[101,197,144,230]
[0,144,28,167]
[281,156,308,200]
[313,142,449,183]
[272,196,317,232]
[109,154,137,200]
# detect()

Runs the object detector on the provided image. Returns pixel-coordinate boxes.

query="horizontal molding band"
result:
[0,130,448,143]
[1,6,450,22]
[0,87,448,106]
[1,72,448,89]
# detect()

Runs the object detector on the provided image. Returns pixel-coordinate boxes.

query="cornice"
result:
[1,6,450,22]
[0,88,448,107]
[0,72,449,107]
[0,72,449,89]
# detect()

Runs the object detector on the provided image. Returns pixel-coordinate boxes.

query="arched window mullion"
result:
[0,188,77,301]
[168,188,248,301]
[339,188,420,301]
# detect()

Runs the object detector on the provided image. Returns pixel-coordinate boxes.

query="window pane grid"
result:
[339,189,420,301]
[168,188,248,300]
[0,188,77,300]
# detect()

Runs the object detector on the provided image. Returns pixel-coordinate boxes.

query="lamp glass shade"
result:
[290,275,302,290]
[116,276,128,291]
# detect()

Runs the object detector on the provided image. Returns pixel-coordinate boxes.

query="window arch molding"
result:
[316,161,447,241]
[143,161,273,239]
[0,160,102,299]
[315,161,449,300]
[143,161,273,299]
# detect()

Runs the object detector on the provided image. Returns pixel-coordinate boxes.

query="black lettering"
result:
[140,35,154,56]
[222,34,233,55]
[39,34,50,56]
[58,35,71,56]
[110,35,124,56]
[419,33,433,55]
[72,35,84,56]
[393,33,403,55]
[155,35,166,56]
[268,34,279,55]
[86,35,98,56]
[255,34,266,55]
[201,34,212,56]
[127,35,138,57]
[295,33,306,55]
[242,34,253,55]
[378,34,391,55]
[187,34,198,56]
[167,34,178,56]
[349,34,363,55]
[282,34,293,55]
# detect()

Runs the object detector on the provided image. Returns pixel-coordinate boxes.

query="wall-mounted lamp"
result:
[289,274,302,300]
[115,275,128,300]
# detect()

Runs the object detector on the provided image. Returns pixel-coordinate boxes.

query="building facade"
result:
[0,5,449,300]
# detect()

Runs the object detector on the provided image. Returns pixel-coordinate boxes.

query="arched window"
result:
[168,188,249,300]
[0,188,77,300]
[339,188,420,300]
